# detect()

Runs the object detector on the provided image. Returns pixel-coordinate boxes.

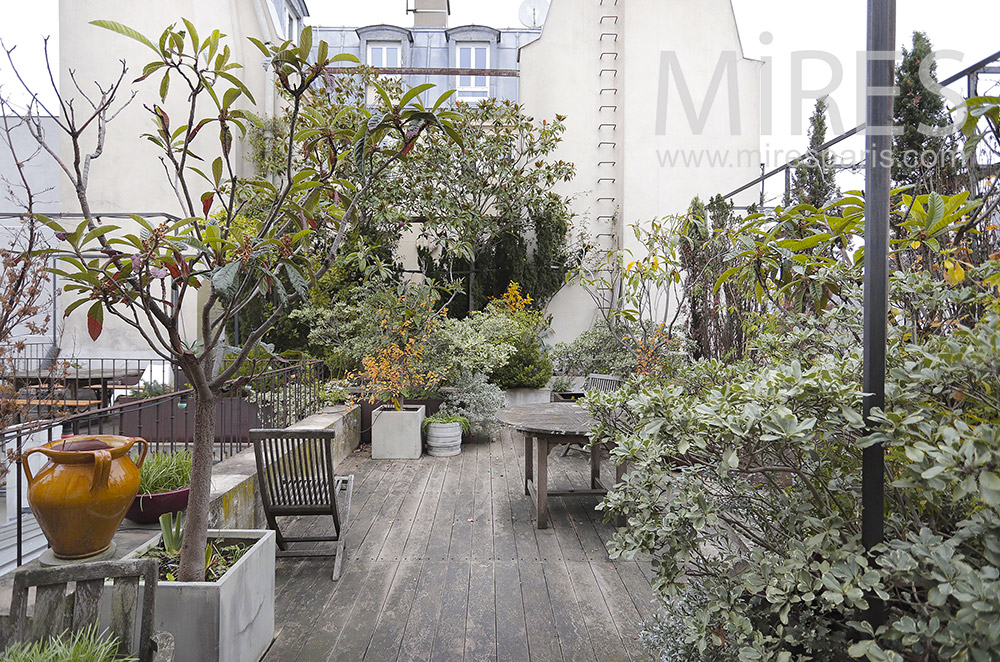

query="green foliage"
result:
[550,326,638,377]
[159,512,184,556]
[892,31,960,195]
[128,381,172,398]
[422,413,471,433]
[489,333,553,389]
[440,372,506,433]
[0,625,131,662]
[790,97,839,208]
[137,451,192,494]
[590,212,1000,660]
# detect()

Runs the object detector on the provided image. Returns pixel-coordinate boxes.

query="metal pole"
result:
[862,0,895,629]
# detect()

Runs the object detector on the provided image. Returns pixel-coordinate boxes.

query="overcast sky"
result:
[2,0,998,201]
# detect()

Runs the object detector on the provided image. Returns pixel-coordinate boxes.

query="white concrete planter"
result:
[504,388,553,407]
[125,529,276,662]
[425,422,462,457]
[371,405,425,459]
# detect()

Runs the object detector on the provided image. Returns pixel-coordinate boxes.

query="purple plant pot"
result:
[124,487,190,524]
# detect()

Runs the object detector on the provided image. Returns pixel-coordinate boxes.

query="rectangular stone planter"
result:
[124,529,276,662]
[504,388,553,407]
[371,404,425,459]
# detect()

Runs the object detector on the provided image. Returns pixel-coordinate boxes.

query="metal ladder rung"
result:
[597,196,616,202]
[599,105,618,111]
[600,52,619,60]
[600,68,618,75]
[597,160,617,166]
[596,217,616,222]
[600,15,619,23]
[600,88,619,94]
[598,177,617,183]
[600,33,618,41]
[599,0,618,5]
[598,141,617,147]
[599,123,617,129]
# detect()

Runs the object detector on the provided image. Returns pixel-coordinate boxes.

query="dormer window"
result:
[368,41,401,68]
[456,42,489,100]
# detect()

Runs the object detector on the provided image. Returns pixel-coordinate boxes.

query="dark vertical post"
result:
[863,0,896,628]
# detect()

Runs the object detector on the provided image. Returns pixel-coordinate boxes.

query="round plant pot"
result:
[22,435,147,559]
[426,422,462,457]
[125,487,191,524]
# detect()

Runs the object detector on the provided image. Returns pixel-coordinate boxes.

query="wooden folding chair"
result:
[5,559,173,662]
[563,373,624,457]
[250,429,354,581]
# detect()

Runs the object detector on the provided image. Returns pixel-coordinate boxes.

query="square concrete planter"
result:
[371,404,425,459]
[125,529,276,662]
[504,388,553,407]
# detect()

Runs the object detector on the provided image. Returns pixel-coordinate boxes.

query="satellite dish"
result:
[518,0,549,28]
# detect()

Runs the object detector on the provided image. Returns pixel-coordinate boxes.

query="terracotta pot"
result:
[22,435,148,559]
[125,487,190,524]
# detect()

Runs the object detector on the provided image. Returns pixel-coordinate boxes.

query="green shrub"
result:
[0,626,131,662]
[422,413,470,433]
[137,451,192,495]
[440,372,506,434]
[490,334,553,389]
[550,326,638,376]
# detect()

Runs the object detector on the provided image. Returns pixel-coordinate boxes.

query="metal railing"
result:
[1,359,328,568]
[723,48,1000,208]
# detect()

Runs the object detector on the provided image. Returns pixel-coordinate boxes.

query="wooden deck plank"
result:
[329,560,400,661]
[348,462,410,560]
[401,461,446,560]
[494,561,529,662]
[363,560,423,661]
[615,560,657,625]
[565,561,631,662]
[464,560,497,661]
[499,427,542,562]
[377,467,432,562]
[448,444,477,561]
[590,561,647,661]
[489,434,518,562]
[398,561,449,661]
[354,461,419,562]
[429,560,471,662]
[471,442,496,561]
[425,455,463,561]
[547,497,589,562]
[541,560,597,662]
[516,561,562,662]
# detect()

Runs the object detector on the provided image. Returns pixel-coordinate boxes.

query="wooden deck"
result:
[264,427,656,662]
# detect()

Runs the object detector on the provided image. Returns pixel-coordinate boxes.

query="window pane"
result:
[459,47,471,69]
[371,48,383,67]
[459,75,471,87]
[474,76,486,87]
[387,48,399,67]
[475,47,486,68]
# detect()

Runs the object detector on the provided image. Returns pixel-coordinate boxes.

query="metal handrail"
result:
[723,48,1000,201]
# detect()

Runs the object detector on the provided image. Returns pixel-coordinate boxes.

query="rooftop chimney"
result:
[410,0,450,28]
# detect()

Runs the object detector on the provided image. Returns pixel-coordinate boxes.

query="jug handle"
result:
[91,449,112,493]
[20,448,43,487]
[132,439,149,469]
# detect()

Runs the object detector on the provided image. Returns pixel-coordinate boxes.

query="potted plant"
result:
[125,450,192,524]
[423,413,469,457]
[355,327,442,460]
[125,513,276,662]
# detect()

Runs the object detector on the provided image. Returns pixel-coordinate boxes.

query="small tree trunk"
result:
[177,391,217,582]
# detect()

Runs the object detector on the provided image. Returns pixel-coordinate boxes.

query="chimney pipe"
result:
[409,0,450,28]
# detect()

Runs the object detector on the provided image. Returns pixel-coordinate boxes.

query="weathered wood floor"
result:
[263,428,656,662]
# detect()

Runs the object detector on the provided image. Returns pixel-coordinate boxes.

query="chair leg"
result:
[331,474,354,581]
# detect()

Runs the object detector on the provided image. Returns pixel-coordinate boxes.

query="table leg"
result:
[536,437,549,529]
[524,432,533,496]
[590,442,601,489]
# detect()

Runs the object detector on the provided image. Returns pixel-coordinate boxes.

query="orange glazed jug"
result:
[22,435,148,559]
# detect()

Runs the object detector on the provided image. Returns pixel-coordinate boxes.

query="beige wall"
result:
[55,0,288,358]
[520,0,762,345]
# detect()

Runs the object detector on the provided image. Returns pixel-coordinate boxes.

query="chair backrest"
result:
[7,558,159,662]
[585,373,623,393]
[250,429,338,509]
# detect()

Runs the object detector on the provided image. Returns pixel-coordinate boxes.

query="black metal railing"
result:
[1,359,328,568]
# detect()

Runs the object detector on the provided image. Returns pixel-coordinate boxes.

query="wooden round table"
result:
[496,402,624,529]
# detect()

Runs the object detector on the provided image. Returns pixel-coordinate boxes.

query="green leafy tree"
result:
[28,20,457,581]
[790,96,839,208]
[892,31,960,195]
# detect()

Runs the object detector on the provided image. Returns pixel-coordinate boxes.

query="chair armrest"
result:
[152,630,175,662]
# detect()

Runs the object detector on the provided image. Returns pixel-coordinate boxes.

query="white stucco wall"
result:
[52,0,291,359]
[520,0,762,345]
